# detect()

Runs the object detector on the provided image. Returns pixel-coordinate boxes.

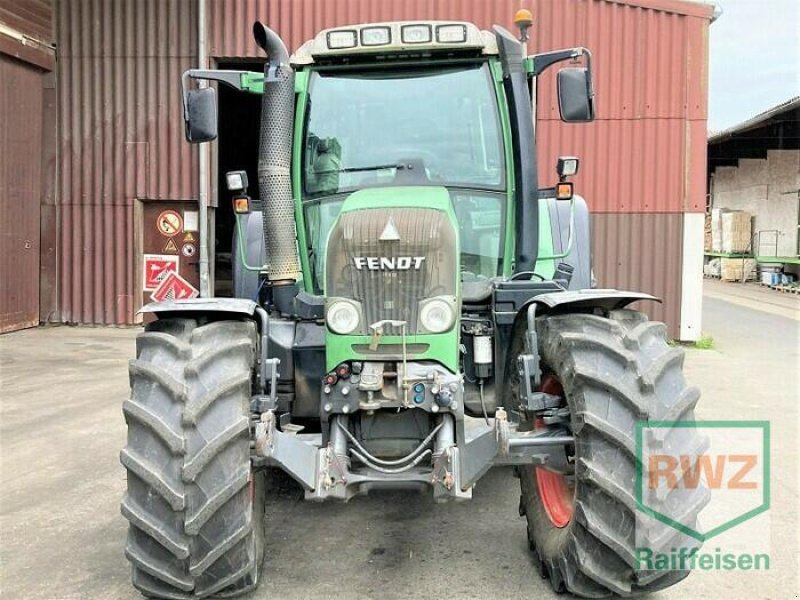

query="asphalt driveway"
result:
[1,282,797,599]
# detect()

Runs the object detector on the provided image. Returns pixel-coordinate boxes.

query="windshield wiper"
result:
[338,163,409,173]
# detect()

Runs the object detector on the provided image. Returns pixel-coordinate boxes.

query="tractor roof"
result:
[290,21,498,66]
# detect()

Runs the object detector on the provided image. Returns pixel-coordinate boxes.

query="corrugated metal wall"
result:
[535,0,710,213]
[56,0,197,324]
[209,0,525,58]
[593,213,684,327]
[208,1,710,206]
[0,54,44,332]
[55,0,711,335]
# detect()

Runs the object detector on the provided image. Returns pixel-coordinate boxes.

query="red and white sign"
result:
[150,271,200,302]
[157,209,183,237]
[143,254,179,291]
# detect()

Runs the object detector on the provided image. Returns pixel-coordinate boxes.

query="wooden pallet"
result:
[761,283,799,294]
[775,285,800,294]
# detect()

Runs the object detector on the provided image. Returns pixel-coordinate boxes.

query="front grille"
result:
[326,207,457,334]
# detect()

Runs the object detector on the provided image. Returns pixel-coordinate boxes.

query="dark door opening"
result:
[215,60,264,296]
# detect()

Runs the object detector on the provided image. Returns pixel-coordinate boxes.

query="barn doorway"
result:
[214,60,264,296]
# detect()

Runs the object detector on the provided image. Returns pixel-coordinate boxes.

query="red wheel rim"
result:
[535,375,574,528]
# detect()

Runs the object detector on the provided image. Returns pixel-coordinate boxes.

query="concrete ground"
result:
[1,281,797,599]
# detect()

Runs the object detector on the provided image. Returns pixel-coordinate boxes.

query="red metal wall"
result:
[56,0,198,324]
[210,0,709,215]
[55,0,711,333]
[535,0,710,214]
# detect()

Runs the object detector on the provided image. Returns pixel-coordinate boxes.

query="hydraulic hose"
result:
[336,420,443,468]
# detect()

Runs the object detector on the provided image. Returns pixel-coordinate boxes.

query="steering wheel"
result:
[511,271,546,281]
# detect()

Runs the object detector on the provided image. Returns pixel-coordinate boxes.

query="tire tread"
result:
[520,309,707,597]
[121,318,263,599]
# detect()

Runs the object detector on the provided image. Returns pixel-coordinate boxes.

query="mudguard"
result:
[515,289,660,403]
[529,288,660,313]
[139,297,258,316]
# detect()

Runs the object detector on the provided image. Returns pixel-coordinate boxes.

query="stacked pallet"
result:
[710,208,752,253]
[721,211,751,253]
[720,258,757,281]
[704,213,713,251]
[710,208,726,252]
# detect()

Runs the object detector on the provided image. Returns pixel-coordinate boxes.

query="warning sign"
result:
[157,210,183,237]
[143,254,179,291]
[182,243,196,257]
[164,239,179,253]
[150,271,200,302]
[183,232,195,242]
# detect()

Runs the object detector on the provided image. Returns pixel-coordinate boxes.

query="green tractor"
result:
[121,17,706,599]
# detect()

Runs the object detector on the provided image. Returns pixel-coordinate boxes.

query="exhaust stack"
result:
[253,22,301,289]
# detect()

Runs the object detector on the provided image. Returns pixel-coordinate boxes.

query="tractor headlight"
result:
[326,299,361,334]
[419,297,457,334]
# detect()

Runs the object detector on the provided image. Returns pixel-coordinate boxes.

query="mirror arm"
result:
[526,47,594,110]
[527,47,593,78]
[181,68,268,122]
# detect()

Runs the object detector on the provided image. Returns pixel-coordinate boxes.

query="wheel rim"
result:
[535,374,575,528]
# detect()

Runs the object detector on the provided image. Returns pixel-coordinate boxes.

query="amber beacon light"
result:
[514,9,534,42]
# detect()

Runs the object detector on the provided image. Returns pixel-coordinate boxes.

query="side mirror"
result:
[184,87,218,143]
[557,68,595,122]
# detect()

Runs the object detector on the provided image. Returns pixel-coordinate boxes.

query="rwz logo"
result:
[636,420,770,542]
[648,454,758,490]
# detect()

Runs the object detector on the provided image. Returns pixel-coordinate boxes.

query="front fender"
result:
[512,289,660,408]
[139,297,258,317]
[528,288,660,314]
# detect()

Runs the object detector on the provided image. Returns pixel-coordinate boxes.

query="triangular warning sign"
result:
[164,238,178,253]
[379,217,401,241]
[183,232,195,242]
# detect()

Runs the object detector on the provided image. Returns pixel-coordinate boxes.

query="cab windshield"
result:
[303,63,504,195]
[301,63,507,294]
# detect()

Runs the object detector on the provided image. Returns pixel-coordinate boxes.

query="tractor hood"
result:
[323,186,461,372]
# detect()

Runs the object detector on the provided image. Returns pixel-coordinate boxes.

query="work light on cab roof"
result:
[291,21,495,64]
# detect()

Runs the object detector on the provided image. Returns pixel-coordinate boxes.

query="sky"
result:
[708,0,799,131]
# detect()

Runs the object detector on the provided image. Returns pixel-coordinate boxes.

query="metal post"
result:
[197,0,211,297]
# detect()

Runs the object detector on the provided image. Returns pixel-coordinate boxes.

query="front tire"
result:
[121,318,265,599]
[516,310,708,597]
